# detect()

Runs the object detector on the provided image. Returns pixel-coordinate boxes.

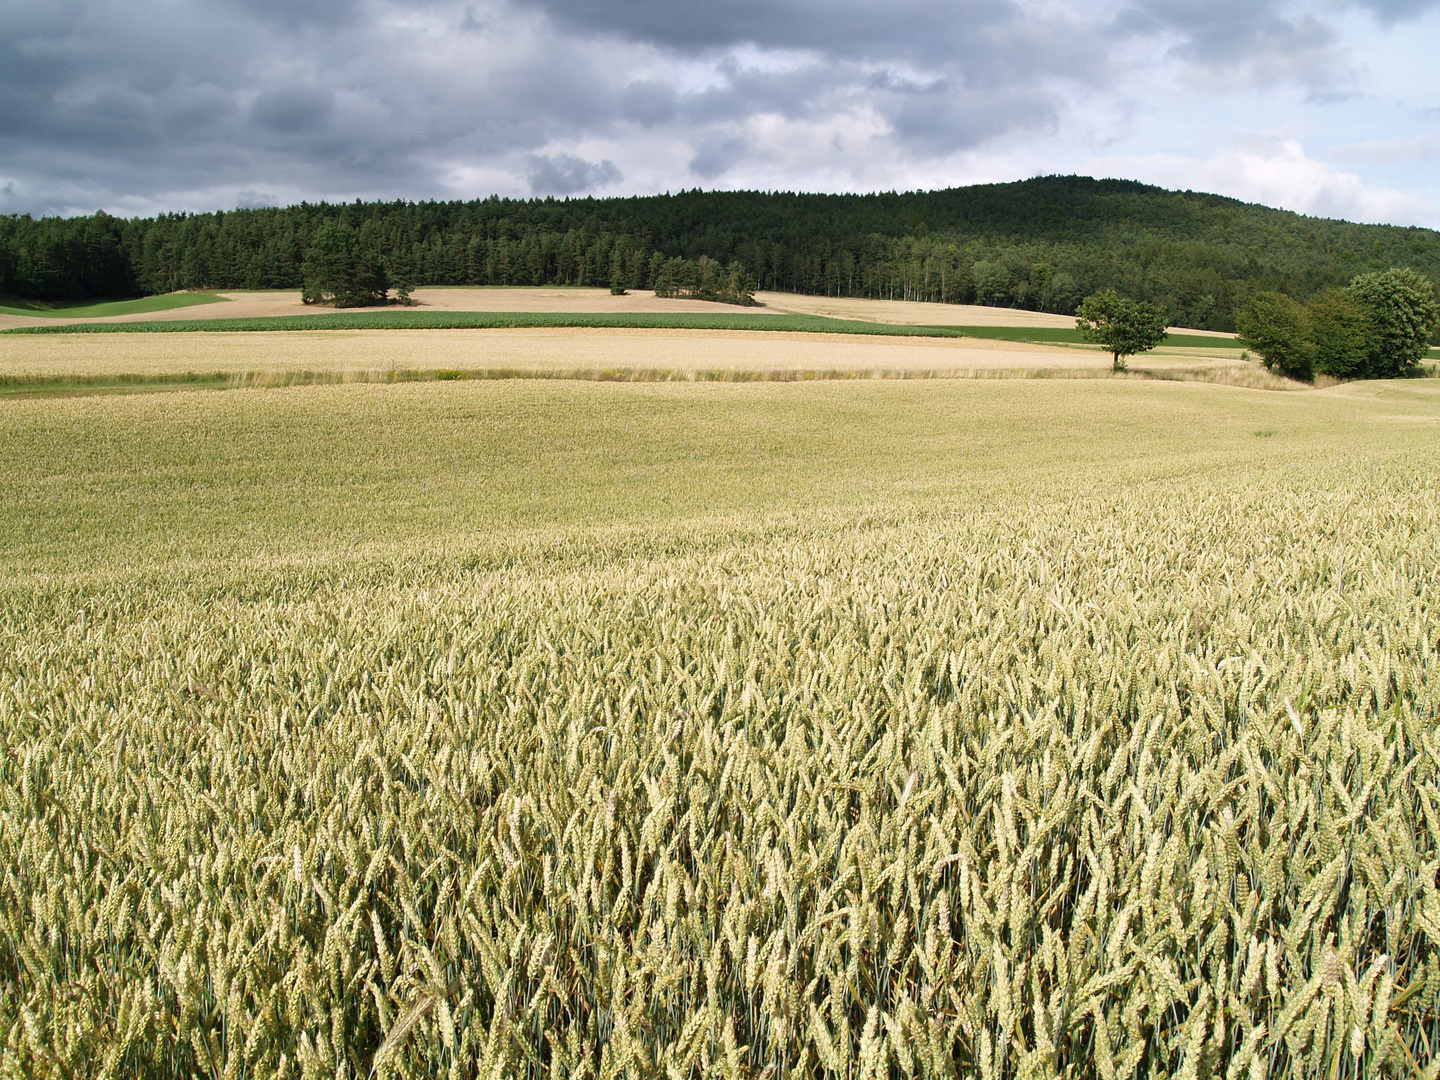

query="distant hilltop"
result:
[4,175,1438,332]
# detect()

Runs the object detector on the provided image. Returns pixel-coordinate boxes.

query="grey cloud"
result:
[1115,0,1356,90]
[459,5,492,33]
[620,80,678,126]
[883,81,1057,155]
[1120,0,1335,63]
[251,87,336,133]
[0,0,1119,214]
[0,0,633,212]
[526,154,623,194]
[512,0,1112,151]
[1348,0,1440,21]
[688,136,751,180]
[1329,134,1440,163]
[214,0,366,27]
[0,0,1422,219]
[511,0,1022,65]
[675,61,846,126]
[235,190,280,209]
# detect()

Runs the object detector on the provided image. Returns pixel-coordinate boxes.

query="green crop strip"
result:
[1,310,970,337]
[1,308,1248,350]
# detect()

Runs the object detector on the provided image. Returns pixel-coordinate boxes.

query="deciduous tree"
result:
[1306,289,1370,379]
[1236,291,1312,380]
[1075,289,1168,371]
[1346,267,1439,378]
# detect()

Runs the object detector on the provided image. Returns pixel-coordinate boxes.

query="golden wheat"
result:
[0,378,1437,1078]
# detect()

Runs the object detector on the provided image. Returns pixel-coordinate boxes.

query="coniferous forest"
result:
[4,175,1439,331]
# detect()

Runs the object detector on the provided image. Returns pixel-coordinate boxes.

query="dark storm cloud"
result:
[1348,0,1440,21]
[619,81,679,127]
[0,0,626,213]
[0,0,1416,216]
[1116,0,1344,82]
[882,81,1059,155]
[687,136,751,181]
[526,154,622,195]
[510,0,1021,64]
[251,87,336,134]
[213,0,368,27]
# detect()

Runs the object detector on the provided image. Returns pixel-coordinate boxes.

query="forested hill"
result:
[4,175,1439,330]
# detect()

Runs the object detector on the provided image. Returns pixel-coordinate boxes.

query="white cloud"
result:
[1328,134,1440,165]
[1090,138,1440,226]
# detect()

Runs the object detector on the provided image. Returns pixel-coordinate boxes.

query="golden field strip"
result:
[1,321,1439,1078]
[0,287,1234,337]
[0,288,786,331]
[0,328,1083,380]
[0,327,1283,396]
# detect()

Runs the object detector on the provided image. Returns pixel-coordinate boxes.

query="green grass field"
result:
[2,372,1438,1077]
[0,291,229,319]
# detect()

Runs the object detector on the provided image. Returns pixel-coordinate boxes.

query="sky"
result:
[2,0,1438,227]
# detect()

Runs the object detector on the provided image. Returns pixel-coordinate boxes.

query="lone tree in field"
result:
[1075,289,1168,371]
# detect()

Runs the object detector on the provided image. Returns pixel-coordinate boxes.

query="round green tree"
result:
[1075,289,1169,372]
[1345,268,1439,378]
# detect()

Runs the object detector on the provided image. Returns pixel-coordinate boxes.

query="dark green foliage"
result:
[1236,291,1313,380]
[1307,290,1371,379]
[653,256,757,305]
[4,177,1440,329]
[300,224,390,307]
[1345,267,1439,378]
[608,248,629,295]
[0,211,134,300]
[1075,289,1168,371]
[1248,268,1440,380]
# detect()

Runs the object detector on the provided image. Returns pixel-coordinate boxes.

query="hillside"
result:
[3,176,1438,330]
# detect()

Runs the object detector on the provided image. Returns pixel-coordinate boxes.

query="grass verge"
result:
[0,363,1314,398]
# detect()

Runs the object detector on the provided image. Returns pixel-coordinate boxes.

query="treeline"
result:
[4,176,1440,330]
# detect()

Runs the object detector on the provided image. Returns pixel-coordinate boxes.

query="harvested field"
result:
[0,288,1241,345]
[0,287,783,331]
[0,326,1288,394]
[759,291,1240,338]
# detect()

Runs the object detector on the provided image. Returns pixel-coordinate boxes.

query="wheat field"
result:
[2,375,1438,1078]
